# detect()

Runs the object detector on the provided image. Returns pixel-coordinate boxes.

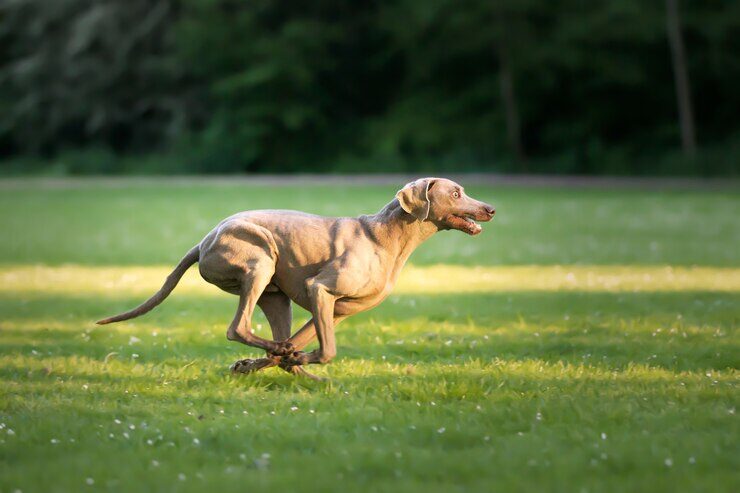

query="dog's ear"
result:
[396,178,435,221]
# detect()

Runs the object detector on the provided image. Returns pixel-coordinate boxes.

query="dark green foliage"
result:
[0,0,199,156]
[0,0,738,174]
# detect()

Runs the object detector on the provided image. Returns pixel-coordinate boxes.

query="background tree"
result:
[665,0,697,156]
[0,0,738,175]
[0,0,194,162]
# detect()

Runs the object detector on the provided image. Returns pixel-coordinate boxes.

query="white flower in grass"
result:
[7,429,15,436]
[147,439,154,445]
[193,438,200,445]
[132,354,139,359]
[253,452,271,470]
[114,419,121,425]
[601,432,607,440]
[664,458,673,467]
[85,478,94,486]
[128,336,141,345]
[370,426,378,432]
[178,473,186,481]
[290,406,298,411]
[151,460,159,467]
[535,412,542,421]
[50,438,59,444]
[122,432,129,439]
[129,424,135,430]
[437,427,446,434]
[689,456,696,464]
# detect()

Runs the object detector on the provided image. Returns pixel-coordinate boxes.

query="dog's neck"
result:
[366,199,439,261]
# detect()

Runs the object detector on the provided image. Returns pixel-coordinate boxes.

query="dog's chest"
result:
[337,271,399,315]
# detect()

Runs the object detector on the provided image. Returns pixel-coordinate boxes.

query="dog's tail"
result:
[96,245,200,325]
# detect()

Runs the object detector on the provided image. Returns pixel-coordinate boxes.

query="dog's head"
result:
[395,177,495,235]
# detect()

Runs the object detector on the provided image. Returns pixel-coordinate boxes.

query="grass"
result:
[0,179,738,492]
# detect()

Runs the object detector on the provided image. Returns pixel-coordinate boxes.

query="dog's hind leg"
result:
[259,291,292,342]
[231,290,292,375]
[226,260,295,358]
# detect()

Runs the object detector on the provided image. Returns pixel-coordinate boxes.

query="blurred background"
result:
[0,0,738,176]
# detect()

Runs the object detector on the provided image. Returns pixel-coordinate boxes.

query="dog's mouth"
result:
[446,213,491,236]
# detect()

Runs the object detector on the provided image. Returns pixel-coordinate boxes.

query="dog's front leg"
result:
[279,277,339,368]
[302,278,338,364]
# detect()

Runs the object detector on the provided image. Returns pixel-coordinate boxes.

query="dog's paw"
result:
[279,351,310,369]
[230,358,256,373]
[230,357,275,374]
[269,340,295,357]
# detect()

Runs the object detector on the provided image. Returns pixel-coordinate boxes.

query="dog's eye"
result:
[452,190,460,199]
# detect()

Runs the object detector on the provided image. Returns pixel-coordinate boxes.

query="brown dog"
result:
[97,178,495,378]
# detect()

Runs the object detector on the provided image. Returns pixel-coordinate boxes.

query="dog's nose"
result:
[484,205,496,216]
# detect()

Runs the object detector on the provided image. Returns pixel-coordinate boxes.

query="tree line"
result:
[1,0,738,175]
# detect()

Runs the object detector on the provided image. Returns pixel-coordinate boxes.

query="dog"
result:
[97,177,495,378]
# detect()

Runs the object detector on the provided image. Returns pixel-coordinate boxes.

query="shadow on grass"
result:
[2,289,736,325]
[1,290,737,377]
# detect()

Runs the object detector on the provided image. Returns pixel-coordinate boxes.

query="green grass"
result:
[0,179,738,492]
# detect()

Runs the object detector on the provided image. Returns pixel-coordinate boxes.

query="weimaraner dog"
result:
[97,177,495,379]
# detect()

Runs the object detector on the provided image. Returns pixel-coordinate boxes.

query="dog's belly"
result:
[275,280,390,317]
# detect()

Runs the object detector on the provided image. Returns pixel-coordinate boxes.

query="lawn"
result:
[0,179,738,492]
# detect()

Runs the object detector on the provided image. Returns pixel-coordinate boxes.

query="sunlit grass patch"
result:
[2,264,738,298]
[399,264,740,293]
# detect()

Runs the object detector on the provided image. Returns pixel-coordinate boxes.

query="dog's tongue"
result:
[464,217,482,235]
